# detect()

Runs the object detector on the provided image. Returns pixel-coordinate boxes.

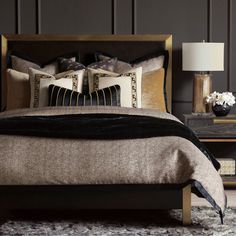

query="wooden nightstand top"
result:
[184,114,236,139]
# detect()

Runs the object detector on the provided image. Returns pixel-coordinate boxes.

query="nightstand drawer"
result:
[184,114,214,129]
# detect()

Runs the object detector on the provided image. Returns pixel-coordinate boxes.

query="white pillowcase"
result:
[29,68,84,108]
[88,67,142,108]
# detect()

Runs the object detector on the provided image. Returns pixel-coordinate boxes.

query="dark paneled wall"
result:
[0,0,235,120]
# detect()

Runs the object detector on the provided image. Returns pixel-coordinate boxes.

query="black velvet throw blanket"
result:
[0,113,220,170]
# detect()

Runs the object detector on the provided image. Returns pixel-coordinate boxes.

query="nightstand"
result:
[184,114,236,187]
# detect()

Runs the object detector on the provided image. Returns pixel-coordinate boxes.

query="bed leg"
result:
[182,184,191,225]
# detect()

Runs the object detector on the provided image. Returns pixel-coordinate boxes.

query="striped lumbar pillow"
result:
[48,85,121,107]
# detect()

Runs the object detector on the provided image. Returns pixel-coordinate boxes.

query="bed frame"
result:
[0,34,191,225]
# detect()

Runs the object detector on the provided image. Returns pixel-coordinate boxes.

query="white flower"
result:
[206,91,235,107]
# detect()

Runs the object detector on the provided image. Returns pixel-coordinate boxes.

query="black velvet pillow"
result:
[48,85,121,107]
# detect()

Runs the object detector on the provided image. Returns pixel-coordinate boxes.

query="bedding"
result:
[48,85,121,106]
[28,68,85,108]
[95,51,168,74]
[0,107,226,221]
[6,69,30,110]
[141,68,166,111]
[88,67,142,108]
[10,52,79,74]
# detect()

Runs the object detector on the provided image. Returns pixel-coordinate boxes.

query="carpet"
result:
[0,207,235,235]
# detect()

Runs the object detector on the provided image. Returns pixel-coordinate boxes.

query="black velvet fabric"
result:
[0,113,219,170]
[48,85,121,107]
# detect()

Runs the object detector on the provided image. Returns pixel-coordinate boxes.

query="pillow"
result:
[29,68,84,108]
[88,68,118,93]
[141,68,166,111]
[132,55,164,74]
[11,52,79,75]
[57,57,117,72]
[95,51,168,74]
[57,57,85,73]
[95,53,132,73]
[6,69,30,110]
[48,85,121,107]
[89,67,142,108]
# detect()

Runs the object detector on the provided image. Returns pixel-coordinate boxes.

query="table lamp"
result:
[182,41,224,114]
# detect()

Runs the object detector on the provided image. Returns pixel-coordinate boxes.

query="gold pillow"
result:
[141,68,166,112]
[6,69,30,110]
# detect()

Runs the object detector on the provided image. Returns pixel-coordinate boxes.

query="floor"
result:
[192,189,236,207]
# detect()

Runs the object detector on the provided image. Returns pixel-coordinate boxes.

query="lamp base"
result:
[193,73,212,113]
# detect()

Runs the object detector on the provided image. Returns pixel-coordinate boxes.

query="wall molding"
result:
[228,0,232,91]
[16,0,21,34]
[207,0,212,41]
[36,0,41,34]
[132,0,137,34]
[112,0,117,34]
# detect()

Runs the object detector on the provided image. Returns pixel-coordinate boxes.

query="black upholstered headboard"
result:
[1,34,172,111]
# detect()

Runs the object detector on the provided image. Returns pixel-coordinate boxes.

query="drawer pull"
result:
[213,119,236,124]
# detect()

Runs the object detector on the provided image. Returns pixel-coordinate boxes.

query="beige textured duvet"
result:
[0,107,225,212]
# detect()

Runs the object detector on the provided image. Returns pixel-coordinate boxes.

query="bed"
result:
[0,34,225,225]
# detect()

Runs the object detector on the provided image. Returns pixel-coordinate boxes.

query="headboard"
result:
[1,34,172,112]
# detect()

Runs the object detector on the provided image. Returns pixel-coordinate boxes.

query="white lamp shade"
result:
[182,42,224,71]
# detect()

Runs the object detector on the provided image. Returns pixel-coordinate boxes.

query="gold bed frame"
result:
[0,34,191,225]
[1,34,172,112]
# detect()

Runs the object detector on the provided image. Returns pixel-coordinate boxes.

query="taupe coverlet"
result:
[0,107,225,214]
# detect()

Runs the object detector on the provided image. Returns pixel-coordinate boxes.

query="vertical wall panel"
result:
[172,102,192,121]
[135,0,208,106]
[40,0,112,34]
[211,0,228,93]
[116,0,132,34]
[0,0,16,33]
[231,0,236,93]
[20,0,37,33]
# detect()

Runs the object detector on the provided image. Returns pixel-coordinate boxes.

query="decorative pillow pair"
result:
[27,63,121,109]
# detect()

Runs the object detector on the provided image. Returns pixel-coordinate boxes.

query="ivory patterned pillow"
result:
[28,68,84,108]
[88,67,142,108]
